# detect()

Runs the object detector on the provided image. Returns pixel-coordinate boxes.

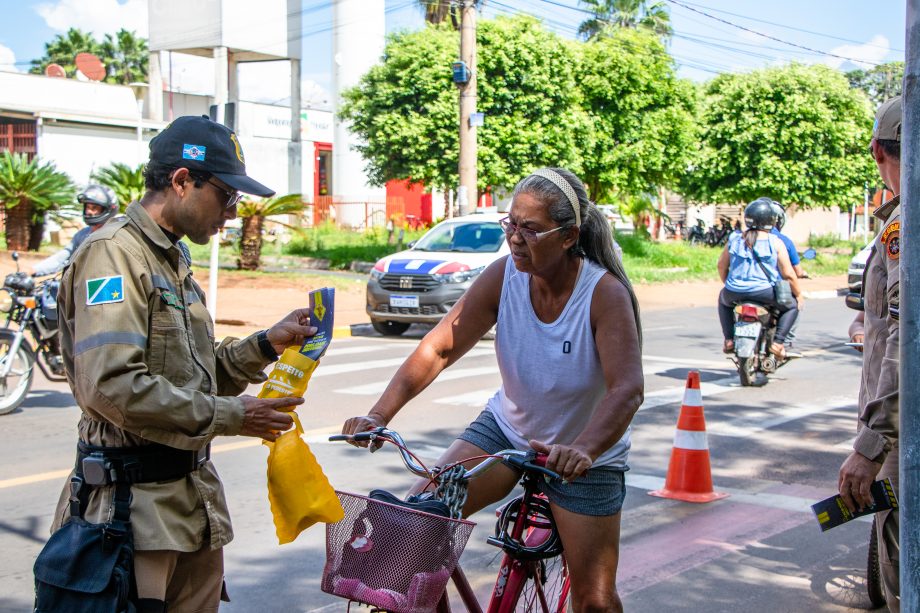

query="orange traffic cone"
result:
[649,371,728,503]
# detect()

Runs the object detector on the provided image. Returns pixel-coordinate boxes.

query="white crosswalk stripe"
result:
[339,365,500,395]
[706,397,854,438]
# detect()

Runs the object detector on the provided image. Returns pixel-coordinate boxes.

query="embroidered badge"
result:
[86,276,124,306]
[230,133,245,164]
[887,235,900,260]
[182,144,206,161]
[882,221,900,244]
[160,291,185,310]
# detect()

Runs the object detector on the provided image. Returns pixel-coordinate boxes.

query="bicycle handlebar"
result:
[329,427,561,482]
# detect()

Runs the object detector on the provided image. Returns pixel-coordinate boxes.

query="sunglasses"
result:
[499,216,567,243]
[187,171,242,209]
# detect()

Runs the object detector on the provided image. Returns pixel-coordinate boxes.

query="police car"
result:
[366,212,509,336]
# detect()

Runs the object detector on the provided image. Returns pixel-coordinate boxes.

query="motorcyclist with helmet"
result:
[30,184,120,276]
[769,200,809,279]
[717,197,803,359]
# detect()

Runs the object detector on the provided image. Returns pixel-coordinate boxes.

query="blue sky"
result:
[0,0,907,104]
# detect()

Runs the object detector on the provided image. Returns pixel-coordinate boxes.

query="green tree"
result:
[30,28,103,77]
[578,0,672,40]
[680,63,877,208]
[340,16,588,198]
[416,0,459,28]
[847,61,903,106]
[0,153,75,251]
[101,29,148,85]
[91,162,145,210]
[578,28,697,204]
[236,194,306,270]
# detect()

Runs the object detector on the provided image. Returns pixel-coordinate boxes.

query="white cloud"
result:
[35,0,148,37]
[824,34,891,70]
[0,43,19,73]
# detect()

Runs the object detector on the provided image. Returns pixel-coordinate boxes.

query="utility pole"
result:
[902,2,919,610]
[457,0,478,216]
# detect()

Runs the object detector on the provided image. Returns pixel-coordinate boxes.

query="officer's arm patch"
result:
[86,275,125,305]
[882,221,900,260]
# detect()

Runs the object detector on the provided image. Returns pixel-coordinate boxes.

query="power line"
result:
[664,0,886,67]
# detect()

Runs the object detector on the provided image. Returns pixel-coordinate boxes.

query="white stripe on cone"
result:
[682,387,702,407]
[673,429,709,451]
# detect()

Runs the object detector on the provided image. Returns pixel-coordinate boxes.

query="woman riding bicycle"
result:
[717,197,803,359]
[342,168,644,613]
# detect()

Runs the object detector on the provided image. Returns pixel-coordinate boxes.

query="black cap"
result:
[148,115,275,197]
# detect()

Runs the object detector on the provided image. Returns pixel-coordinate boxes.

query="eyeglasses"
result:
[186,171,242,209]
[205,177,243,209]
[499,217,567,243]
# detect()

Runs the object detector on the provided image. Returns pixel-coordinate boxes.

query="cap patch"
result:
[86,276,124,305]
[182,144,207,161]
[230,133,245,164]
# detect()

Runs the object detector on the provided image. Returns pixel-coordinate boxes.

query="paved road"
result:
[0,297,881,612]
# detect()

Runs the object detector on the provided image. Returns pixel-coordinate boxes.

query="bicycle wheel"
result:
[867,517,886,608]
[516,555,570,612]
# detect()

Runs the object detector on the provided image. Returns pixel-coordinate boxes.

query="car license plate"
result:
[734,321,760,339]
[390,295,419,308]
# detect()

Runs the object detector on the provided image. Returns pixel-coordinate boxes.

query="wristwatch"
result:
[257,330,279,361]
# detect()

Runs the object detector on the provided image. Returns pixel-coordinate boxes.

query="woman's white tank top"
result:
[485,256,631,469]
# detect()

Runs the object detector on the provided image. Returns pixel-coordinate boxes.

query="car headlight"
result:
[433,266,485,284]
[0,289,13,313]
[369,268,385,281]
[849,262,865,271]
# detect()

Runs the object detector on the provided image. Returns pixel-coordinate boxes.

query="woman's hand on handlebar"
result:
[529,439,592,483]
[341,414,388,449]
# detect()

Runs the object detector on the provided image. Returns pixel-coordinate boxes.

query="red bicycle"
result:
[323,427,571,612]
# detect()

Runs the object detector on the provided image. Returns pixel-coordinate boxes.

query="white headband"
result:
[530,168,581,227]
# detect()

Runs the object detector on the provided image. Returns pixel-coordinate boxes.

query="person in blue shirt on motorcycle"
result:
[717,198,803,359]
[30,184,119,277]
[769,200,809,279]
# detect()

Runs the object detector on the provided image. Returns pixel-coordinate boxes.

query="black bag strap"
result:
[747,239,778,287]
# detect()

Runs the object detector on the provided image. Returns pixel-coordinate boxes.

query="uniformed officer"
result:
[49,115,316,612]
[839,95,902,612]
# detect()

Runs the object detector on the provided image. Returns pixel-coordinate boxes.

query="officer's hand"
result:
[796,296,805,311]
[341,414,388,449]
[239,396,302,441]
[267,308,317,355]
[529,439,592,483]
[850,333,864,352]
[838,451,882,513]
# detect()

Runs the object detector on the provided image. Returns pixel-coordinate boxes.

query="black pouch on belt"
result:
[33,481,136,612]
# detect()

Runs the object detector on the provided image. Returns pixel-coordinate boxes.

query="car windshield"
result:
[413,221,505,253]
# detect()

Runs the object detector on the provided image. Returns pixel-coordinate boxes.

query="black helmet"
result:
[770,200,786,231]
[78,184,118,226]
[744,197,777,231]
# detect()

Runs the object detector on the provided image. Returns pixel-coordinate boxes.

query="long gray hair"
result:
[511,168,642,345]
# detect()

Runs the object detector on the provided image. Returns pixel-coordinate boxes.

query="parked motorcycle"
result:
[0,252,66,415]
[729,301,789,386]
[705,217,735,248]
[685,219,706,245]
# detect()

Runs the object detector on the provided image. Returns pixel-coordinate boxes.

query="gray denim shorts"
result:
[458,409,626,517]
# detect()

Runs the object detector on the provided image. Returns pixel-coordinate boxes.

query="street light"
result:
[128,82,148,165]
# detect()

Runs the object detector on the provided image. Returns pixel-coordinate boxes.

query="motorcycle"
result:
[729,301,789,386]
[685,219,706,245]
[705,217,735,248]
[0,252,67,415]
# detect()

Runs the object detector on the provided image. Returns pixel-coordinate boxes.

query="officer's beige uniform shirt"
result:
[855,195,901,462]
[52,201,273,551]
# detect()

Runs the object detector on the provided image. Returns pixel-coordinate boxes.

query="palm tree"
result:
[101,29,148,85]
[0,153,75,251]
[30,28,103,77]
[236,194,306,270]
[578,0,672,40]
[91,162,145,210]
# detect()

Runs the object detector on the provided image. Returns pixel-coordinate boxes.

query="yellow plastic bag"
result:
[265,411,344,544]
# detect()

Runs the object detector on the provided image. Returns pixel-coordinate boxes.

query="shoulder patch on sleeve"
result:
[886,234,900,260]
[86,276,125,305]
[882,221,900,244]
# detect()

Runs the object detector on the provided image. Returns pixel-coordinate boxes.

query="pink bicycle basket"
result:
[322,491,475,613]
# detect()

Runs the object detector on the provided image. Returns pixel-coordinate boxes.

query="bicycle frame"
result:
[330,428,570,613]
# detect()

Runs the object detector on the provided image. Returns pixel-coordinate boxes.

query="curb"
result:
[802,289,847,300]
[332,325,354,338]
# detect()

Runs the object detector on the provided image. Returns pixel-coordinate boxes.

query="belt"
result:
[76,441,210,486]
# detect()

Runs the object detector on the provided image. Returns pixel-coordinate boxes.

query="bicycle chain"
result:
[435,464,469,519]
